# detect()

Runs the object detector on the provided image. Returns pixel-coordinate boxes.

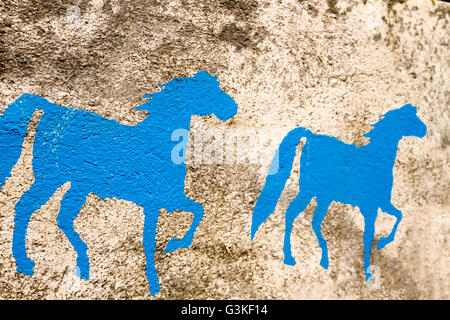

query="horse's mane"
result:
[363,104,416,139]
[135,71,217,113]
[363,114,391,139]
[134,79,185,112]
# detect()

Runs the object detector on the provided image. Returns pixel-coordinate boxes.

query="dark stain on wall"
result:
[307,4,319,17]
[217,0,259,20]
[441,132,450,149]
[219,23,252,50]
[326,0,340,16]
[387,0,408,12]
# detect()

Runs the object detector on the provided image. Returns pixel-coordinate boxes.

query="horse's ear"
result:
[363,125,375,138]
[402,103,417,113]
[194,71,218,81]
[134,94,154,111]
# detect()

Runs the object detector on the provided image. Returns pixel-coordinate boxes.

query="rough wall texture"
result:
[0,0,448,299]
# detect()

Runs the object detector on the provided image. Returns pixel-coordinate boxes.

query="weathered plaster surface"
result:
[0,0,448,299]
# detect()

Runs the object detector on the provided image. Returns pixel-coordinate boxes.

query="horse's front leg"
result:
[361,207,377,281]
[377,202,402,250]
[143,206,161,295]
[311,199,331,269]
[164,197,204,253]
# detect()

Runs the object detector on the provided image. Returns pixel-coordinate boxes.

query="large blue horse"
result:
[251,104,427,280]
[0,71,237,295]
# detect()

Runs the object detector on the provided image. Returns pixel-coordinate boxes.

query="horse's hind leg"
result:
[311,199,331,269]
[13,179,60,275]
[56,185,89,279]
[164,197,204,253]
[361,208,377,281]
[283,193,312,265]
[143,207,161,295]
[377,203,402,250]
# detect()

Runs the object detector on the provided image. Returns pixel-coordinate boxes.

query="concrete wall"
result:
[0,0,448,299]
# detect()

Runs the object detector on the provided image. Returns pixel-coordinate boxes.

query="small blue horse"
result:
[251,104,427,280]
[0,71,237,295]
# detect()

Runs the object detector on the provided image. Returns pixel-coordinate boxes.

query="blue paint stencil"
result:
[0,71,237,295]
[251,104,427,280]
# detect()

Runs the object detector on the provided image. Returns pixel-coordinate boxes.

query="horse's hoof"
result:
[164,238,188,253]
[284,256,296,266]
[149,283,161,296]
[17,259,35,276]
[76,257,90,279]
[377,237,388,250]
[320,258,329,269]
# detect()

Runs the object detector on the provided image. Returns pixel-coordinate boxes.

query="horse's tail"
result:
[0,94,48,189]
[251,126,311,240]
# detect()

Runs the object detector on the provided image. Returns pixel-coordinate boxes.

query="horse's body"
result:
[299,134,393,207]
[251,105,427,280]
[32,102,183,203]
[0,71,237,295]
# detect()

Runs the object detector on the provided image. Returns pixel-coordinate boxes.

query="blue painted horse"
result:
[251,104,427,280]
[0,71,237,295]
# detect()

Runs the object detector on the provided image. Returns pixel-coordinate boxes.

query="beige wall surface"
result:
[0,0,448,299]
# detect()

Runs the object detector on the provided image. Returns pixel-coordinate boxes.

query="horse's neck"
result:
[140,110,192,132]
[367,135,402,168]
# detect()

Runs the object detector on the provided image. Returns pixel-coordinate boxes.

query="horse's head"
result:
[187,71,238,121]
[136,71,237,121]
[387,104,427,138]
[364,104,427,140]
